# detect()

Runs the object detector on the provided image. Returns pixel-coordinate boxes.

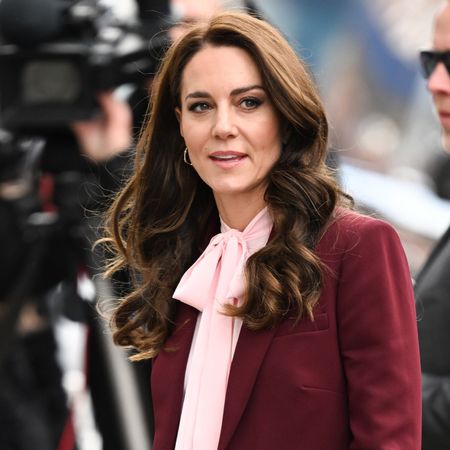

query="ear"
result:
[175,107,184,137]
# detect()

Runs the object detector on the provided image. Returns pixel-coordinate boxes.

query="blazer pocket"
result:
[274,312,329,338]
[301,384,345,397]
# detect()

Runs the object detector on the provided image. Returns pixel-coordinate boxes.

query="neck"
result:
[214,193,267,231]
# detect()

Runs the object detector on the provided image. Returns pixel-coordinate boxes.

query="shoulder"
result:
[331,207,395,232]
[318,207,400,254]
[316,208,408,277]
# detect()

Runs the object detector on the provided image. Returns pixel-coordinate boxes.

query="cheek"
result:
[263,130,282,168]
[183,133,204,158]
[266,146,282,168]
[182,128,208,171]
[255,140,281,174]
[180,118,206,151]
[260,122,282,156]
[261,113,282,141]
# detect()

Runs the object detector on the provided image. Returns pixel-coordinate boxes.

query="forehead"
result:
[434,3,450,49]
[180,45,262,92]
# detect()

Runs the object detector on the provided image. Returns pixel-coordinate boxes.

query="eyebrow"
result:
[184,84,265,101]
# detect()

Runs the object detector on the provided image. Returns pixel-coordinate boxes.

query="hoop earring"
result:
[183,147,193,166]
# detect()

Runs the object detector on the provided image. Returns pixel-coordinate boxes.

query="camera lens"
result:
[21,59,81,104]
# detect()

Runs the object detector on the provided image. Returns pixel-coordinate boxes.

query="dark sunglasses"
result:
[420,50,450,79]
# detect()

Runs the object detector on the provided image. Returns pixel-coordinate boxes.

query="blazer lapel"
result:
[151,301,197,450]
[218,323,278,450]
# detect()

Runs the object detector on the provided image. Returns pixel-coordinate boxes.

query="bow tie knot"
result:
[210,229,247,248]
[174,229,248,312]
[173,208,273,312]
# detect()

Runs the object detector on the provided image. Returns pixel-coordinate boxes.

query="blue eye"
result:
[189,102,210,112]
[241,97,262,109]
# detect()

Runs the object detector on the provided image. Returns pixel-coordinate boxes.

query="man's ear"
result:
[175,107,184,137]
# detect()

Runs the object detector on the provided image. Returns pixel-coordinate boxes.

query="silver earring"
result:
[183,147,193,166]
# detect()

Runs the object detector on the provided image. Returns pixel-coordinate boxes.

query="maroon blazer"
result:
[151,211,422,450]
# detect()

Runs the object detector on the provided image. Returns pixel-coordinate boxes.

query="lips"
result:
[209,151,247,167]
[212,154,241,160]
[210,151,246,160]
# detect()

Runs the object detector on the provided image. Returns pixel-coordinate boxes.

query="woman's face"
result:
[176,45,282,208]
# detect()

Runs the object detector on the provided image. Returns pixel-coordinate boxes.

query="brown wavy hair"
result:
[101,11,350,360]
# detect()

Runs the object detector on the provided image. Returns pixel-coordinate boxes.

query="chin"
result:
[210,180,247,195]
[212,186,245,196]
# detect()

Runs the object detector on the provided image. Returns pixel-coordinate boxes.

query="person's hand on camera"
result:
[71,91,133,163]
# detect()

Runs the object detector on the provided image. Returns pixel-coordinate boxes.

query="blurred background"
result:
[261,0,450,275]
[1,0,449,449]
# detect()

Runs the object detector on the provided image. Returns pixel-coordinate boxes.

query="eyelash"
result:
[241,97,262,109]
[188,102,210,112]
[187,96,263,113]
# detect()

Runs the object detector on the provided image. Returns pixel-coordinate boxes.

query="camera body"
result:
[0,0,166,130]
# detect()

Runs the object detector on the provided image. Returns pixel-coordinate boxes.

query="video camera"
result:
[0,0,169,130]
[0,0,171,302]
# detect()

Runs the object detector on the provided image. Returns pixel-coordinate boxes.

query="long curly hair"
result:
[101,11,350,360]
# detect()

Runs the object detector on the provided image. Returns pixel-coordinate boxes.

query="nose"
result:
[428,62,450,95]
[212,105,238,139]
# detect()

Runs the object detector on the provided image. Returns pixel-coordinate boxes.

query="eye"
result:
[188,102,211,112]
[240,97,262,109]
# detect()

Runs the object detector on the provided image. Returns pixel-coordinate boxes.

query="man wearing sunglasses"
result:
[416,2,450,450]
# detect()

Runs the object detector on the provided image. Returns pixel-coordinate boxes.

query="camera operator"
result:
[0,1,170,449]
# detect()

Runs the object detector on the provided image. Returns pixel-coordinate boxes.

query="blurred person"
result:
[169,0,247,40]
[417,2,450,449]
[0,1,174,449]
[101,11,421,450]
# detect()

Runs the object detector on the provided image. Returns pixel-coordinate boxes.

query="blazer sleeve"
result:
[336,217,421,450]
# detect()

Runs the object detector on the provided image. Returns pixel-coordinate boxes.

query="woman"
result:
[102,12,421,450]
